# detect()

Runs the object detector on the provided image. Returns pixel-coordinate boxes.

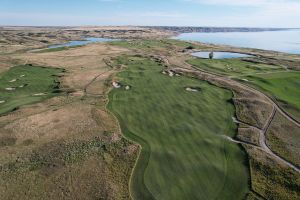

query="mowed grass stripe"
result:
[108,56,249,200]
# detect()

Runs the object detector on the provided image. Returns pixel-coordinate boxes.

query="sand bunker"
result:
[9,79,17,83]
[20,75,25,77]
[125,85,131,90]
[0,100,5,104]
[112,81,121,88]
[163,70,181,77]
[185,87,200,92]
[33,93,47,96]
[5,87,16,91]
[232,117,240,124]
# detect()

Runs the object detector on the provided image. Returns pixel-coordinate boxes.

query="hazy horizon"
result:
[1,0,300,28]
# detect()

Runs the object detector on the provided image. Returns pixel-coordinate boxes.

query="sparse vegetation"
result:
[266,112,300,167]
[246,146,300,200]
[0,137,137,200]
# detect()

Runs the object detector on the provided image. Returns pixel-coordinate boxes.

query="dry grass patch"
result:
[237,127,260,146]
[266,112,300,167]
[234,98,273,128]
[245,146,300,200]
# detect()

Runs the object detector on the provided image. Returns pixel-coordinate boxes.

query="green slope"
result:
[108,56,249,200]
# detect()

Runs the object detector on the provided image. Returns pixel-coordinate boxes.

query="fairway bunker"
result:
[5,87,16,91]
[33,93,47,96]
[19,84,28,88]
[0,100,5,104]
[112,81,121,88]
[185,87,201,92]
[8,79,17,83]
[162,70,181,77]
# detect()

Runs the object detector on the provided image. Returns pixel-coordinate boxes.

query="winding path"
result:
[226,107,300,173]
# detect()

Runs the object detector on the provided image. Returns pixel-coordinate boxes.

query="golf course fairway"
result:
[108,56,250,200]
[0,65,63,115]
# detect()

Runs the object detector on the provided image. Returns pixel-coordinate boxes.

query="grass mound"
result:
[108,56,249,200]
[0,64,64,115]
[266,112,300,167]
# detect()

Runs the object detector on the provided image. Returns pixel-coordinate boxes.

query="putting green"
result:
[0,64,63,115]
[108,56,249,200]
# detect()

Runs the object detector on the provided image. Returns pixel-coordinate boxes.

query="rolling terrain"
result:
[108,56,249,199]
[0,26,299,200]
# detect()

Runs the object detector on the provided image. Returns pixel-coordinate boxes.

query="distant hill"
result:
[144,26,288,33]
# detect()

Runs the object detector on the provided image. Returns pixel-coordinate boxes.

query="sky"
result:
[0,0,300,27]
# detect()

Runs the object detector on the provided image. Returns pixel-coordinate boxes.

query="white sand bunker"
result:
[9,79,17,83]
[18,83,28,88]
[232,117,240,124]
[242,79,249,82]
[162,70,181,77]
[33,93,47,96]
[0,100,5,104]
[20,75,25,77]
[112,81,121,88]
[125,85,131,90]
[5,87,16,91]
[185,87,200,92]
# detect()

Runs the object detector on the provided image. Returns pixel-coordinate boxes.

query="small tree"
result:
[186,45,194,50]
[209,51,214,59]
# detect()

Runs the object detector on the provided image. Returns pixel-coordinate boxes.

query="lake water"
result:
[192,51,252,59]
[48,37,115,49]
[175,29,300,54]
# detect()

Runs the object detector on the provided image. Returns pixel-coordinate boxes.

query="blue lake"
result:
[175,29,300,54]
[48,37,115,49]
[192,51,252,59]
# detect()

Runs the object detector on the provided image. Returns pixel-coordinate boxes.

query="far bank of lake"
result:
[175,29,300,54]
